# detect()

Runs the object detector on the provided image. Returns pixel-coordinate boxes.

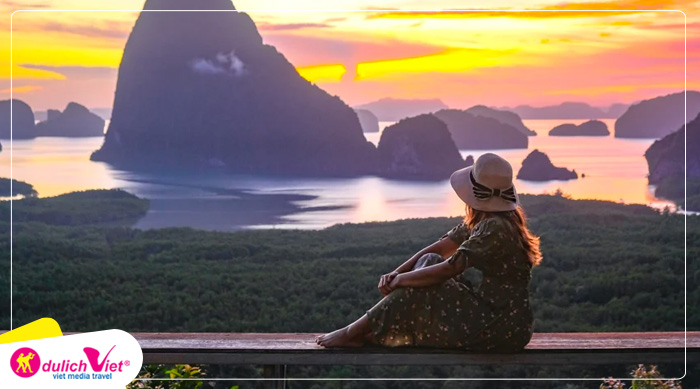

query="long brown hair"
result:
[464,204,542,267]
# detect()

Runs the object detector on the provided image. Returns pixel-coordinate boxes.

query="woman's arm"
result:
[393,237,460,274]
[378,234,461,296]
[392,250,469,289]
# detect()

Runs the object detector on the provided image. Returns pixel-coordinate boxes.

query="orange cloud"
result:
[0,85,42,94]
[639,21,700,30]
[366,0,692,20]
[297,64,346,82]
[4,0,50,10]
[258,22,332,31]
[354,47,520,80]
[3,65,66,80]
[18,64,117,79]
[261,33,444,68]
[326,29,695,108]
[608,21,644,25]
[544,83,686,96]
[12,19,132,40]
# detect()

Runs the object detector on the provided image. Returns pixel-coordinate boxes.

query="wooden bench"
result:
[133,332,699,387]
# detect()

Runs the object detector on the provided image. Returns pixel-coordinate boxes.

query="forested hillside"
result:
[0,190,696,387]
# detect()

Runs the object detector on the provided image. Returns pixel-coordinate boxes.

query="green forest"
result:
[0,189,697,388]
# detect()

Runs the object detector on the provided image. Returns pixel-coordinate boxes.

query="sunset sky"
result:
[2,0,698,112]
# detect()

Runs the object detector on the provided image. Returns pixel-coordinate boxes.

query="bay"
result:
[0,118,673,230]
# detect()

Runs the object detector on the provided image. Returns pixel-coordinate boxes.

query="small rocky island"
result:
[377,114,468,180]
[354,109,380,133]
[549,120,609,136]
[466,105,535,136]
[615,91,700,138]
[433,109,528,149]
[517,150,578,181]
[34,102,105,137]
[0,99,36,139]
[465,155,474,167]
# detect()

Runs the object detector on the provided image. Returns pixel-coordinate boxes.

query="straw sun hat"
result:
[450,153,519,212]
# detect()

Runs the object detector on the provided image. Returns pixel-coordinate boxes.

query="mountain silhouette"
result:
[501,102,618,119]
[356,98,448,121]
[433,109,528,150]
[466,105,535,136]
[91,0,376,176]
[615,91,700,138]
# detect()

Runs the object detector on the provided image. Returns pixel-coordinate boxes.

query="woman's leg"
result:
[315,313,372,347]
[316,254,443,347]
[412,253,443,270]
[418,253,465,284]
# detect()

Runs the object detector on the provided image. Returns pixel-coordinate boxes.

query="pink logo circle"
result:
[10,347,40,378]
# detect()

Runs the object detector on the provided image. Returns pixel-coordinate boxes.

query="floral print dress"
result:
[365,216,534,351]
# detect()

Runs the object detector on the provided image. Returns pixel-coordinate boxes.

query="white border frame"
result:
[8,7,688,383]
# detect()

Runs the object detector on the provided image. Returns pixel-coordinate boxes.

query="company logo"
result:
[11,347,41,378]
[2,329,143,387]
[40,345,129,379]
[83,345,125,372]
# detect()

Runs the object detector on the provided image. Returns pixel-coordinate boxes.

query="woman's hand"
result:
[378,271,399,296]
[379,273,403,296]
[387,274,402,293]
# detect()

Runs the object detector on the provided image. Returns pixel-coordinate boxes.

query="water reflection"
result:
[0,118,674,231]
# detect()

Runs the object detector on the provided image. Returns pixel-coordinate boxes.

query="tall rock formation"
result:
[0,99,35,139]
[644,112,700,209]
[433,109,528,150]
[615,91,700,138]
[377,114,467,180]
[646,112,700,185]
[91,0,376,176]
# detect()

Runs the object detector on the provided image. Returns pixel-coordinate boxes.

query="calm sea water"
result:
[0,118,673,230]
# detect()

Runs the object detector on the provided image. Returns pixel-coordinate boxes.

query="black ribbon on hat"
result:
[470,171,517,203]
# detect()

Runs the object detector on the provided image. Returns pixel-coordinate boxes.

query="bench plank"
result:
[130,332,700,366]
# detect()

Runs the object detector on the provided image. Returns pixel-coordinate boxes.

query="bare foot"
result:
[315,327,364,347]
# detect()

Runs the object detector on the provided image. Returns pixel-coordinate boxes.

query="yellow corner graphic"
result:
[0,318,63,344]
